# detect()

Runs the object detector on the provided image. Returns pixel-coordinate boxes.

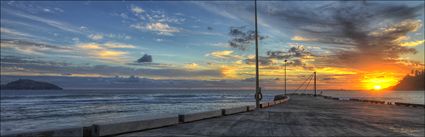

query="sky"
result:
[1,1,424,90]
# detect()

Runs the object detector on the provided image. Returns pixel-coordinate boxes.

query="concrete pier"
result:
[117,95,425,137]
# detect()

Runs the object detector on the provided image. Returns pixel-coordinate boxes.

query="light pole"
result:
[254,0,262,108]
[284,60,287,95]
[314,71,317,96]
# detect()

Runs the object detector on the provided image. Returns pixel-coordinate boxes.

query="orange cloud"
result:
[77,42,133,63]
[400,40,425,47]
[291,36,317,42]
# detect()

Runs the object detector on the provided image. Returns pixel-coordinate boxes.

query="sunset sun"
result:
[373,85,382,90]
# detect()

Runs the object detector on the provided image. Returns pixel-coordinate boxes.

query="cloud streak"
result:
[206,50,242,59]
[1,56,222,78]
[5,9,82,34]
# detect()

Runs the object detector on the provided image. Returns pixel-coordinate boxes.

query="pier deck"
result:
[117,95,424,137]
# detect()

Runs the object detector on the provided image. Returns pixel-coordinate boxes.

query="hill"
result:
[391,70,424,91]
[1,79,63,90]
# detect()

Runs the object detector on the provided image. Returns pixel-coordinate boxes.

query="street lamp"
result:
[284,60,287,95]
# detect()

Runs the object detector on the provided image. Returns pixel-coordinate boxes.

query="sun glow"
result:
[361,72,400,90]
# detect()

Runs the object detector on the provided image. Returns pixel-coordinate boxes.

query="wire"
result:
[294,73,313,92]
[303,75,313,93]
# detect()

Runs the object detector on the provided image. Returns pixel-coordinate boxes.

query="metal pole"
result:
[314,71,316,96]
[284,60,287,95]
[254,0,261,108]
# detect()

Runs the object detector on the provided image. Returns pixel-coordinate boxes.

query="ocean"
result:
[0,89,424,135]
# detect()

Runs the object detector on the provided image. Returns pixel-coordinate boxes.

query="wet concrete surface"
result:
[117,95,425,137]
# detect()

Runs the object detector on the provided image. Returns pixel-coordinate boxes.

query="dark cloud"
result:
[241,77,256,82]
[1,55,70,66]
[322,77,336,81]
[126,62,172,68]
[264,1,424,69]
[137,54,153,63]
[207,26,213,31]
[244,56,272,65]
[1,39,72,51]
[228,26,267,50]
[242,46,314,68]
[267,46,313,60]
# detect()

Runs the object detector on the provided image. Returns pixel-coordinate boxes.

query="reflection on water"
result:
[0,89,423,134]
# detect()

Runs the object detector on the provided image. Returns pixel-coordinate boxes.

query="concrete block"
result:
[93,116,178,137]
[247,105,256,111]
[179,110,222,123]
[349,98,361,102]
[223,106,247,115]
[3,127,83,137]
[268,101,275,106]
[260,103,269,108]
[282,96,290,103]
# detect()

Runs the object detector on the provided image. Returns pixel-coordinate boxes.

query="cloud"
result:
[136,54,153,63]
[104,42,136,49]
[1,56,222,78]
[267,45,313,60]
[1,27,33,38]
[104,33,132,40]
[145,22,179,35]
[400,40,425,47]
[244,56,273,66]
[193,2,241,20]
[206,50,242,59]
[207,26,213,31]
[0,39,136,65]
[156,38,164,42]
[131,5,144,14]
[291,36,317,42]
[76,42,132,62]
[1,39,71,55]
[88,34,104,40]
[209,42,229,48]
[264,1,424,70]
[184,63,199,70]
[131,22,179,36]
[228,26,267,50]
[5,10,81,34]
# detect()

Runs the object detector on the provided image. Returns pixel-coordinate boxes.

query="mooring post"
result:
[314,71,317,96]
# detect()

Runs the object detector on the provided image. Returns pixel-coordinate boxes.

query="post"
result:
[284,60,287,95]
[254,0,261,108]
[314,71,317,96]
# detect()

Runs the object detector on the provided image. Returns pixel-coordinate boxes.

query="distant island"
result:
[0,79,63,90]
[390,70,424,91]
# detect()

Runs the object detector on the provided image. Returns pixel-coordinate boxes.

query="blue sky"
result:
[1,1,424,90]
